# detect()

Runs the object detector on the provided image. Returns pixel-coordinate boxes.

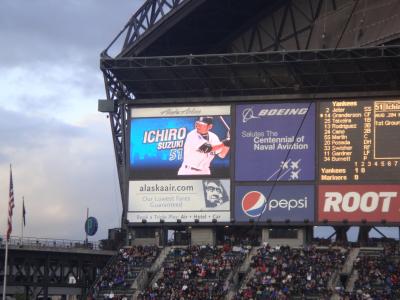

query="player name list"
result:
[319,100,400,182]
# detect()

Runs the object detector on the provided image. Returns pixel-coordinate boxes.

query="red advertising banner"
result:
[318,185,400,223]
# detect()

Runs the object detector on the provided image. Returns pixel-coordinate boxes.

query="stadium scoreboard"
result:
[319,100,400,182]
[126,97,400,224]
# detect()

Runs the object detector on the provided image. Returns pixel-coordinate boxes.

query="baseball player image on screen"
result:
[178,116,230,175]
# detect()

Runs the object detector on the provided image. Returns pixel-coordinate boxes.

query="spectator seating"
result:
[89,239,400,300]
[93,245,160,298]
[137,244,246,300]
[349,247,400,299]
[235,245,348,300]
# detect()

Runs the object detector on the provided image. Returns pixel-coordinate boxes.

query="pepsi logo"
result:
[242,191,267,218]
[241,190,309,218]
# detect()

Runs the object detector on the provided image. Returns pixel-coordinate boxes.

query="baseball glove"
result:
[221,138,231,147]
[198,143,213,153]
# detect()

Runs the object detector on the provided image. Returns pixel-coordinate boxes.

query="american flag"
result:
[7,166,14,241]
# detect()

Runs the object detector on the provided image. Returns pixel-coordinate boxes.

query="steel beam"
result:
[103,0,192,58]
[102,69,133,228]
[231,0,323,52]
[0,248,111,298]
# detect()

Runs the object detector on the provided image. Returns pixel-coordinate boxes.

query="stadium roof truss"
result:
[100,0,400,221]
[102,46,400,99]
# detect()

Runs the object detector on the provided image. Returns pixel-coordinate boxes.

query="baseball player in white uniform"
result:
[178,116,230,175]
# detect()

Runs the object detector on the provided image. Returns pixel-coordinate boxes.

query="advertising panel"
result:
[235,185,314,222]
[319,100,400,182]
[130,106,231,179]
[235,103,315,181]
[318,185,400,222]
[128,180,230,223]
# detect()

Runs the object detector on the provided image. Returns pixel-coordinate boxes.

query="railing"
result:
[0,235,101,251]
[90,253,120,298]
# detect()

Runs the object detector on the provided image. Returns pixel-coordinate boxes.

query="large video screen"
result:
[319,100,400,181]
[130,106,231,179]
[127,97,400,224]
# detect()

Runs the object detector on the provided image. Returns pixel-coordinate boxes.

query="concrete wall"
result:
[130,228,160,246]
[131,237,159,246]
[190,228,215,245]
[262,228,306,248]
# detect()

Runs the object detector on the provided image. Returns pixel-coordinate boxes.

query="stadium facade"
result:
[99,0,400,247]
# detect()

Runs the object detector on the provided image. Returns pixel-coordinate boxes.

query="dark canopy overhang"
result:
[101,46,400,99]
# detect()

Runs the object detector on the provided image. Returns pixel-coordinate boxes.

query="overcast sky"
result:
[0,0,144,242]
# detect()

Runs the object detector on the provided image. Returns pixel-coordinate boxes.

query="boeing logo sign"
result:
[241,107,308,123]
[236,103,315,182]
[242,108,260,123]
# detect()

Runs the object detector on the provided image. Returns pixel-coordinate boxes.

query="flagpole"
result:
[3,165,11,300]
[3,164,15,300]
[2,238,9,300]
[85,207,89,246]
[21,196,24,245]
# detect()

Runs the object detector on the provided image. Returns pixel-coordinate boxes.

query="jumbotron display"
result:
[319,99,400,182]
[128,105,231,223]
[127,98,400,224]
[129,106,231,179]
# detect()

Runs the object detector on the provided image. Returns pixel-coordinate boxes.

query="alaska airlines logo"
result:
[242,108,260,123]
[242,107,308,123]
[160,107,201,116]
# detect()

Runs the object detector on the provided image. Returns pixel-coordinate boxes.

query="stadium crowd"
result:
[93,245,159,295]
[343,251,400,299]
[234,244,348,300]
[89,237,400,300]
[137,244,247,300]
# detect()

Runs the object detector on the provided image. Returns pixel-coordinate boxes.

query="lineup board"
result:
[319,100,400,182]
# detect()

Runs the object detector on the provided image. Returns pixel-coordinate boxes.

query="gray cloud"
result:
[0,62,104,117]
[0,109,121,240]
[0,0,145,240]
[0,107,82,160]
[0,0,143,68]
[0,0,144,121]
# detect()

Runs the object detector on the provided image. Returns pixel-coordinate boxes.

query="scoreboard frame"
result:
[124,91,400,226]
